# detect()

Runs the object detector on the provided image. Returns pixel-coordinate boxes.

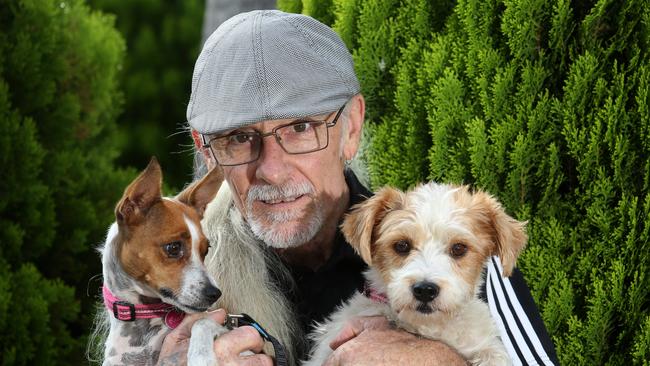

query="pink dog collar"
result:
[102,285,186,329]
[362,282,389,304]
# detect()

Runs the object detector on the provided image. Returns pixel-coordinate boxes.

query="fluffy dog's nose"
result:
[412,281,439,302]
[203,284,222,304]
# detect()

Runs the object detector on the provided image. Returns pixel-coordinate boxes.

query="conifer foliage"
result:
[87,0,204,191]
[283,0,650,363]
[0,0,130,363]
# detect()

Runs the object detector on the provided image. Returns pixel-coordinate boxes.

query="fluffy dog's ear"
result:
[176,166,224,218]
[116,157,162,226]
[472,191,527,277]
[341,187,405,265]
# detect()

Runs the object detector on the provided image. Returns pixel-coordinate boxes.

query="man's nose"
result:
[254,135,291,184]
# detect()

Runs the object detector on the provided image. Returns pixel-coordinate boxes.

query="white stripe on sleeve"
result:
[490,257,555,366]
[486,267,523,366]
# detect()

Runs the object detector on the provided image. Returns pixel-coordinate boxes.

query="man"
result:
[158,10,558,366]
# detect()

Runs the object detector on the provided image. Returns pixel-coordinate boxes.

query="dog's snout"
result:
[203,284,222,304]
[412,281,439,302]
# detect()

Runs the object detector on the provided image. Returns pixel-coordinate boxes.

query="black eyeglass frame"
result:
[201,104,347,166]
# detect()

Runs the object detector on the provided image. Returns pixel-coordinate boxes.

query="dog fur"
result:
[304,182,527,366]
[95,158,226,365]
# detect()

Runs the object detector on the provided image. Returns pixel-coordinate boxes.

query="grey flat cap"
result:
[187,10,361,135]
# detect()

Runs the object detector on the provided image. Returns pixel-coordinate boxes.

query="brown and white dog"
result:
[98,158,226,365]
[305,182,527,366]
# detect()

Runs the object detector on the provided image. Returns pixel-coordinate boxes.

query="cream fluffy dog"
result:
[304,182,527,366]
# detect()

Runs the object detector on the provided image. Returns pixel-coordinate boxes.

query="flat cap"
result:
[187,10,361,135]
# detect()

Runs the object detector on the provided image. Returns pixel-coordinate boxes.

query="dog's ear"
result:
[341,187,405,265]
[116,157,163,226]
[472,191,527,277]
[176,166,224,218]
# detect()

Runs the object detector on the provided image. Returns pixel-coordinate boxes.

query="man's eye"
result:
[229,134,253,144]
[163,241,184,259]
[291,122,312,133]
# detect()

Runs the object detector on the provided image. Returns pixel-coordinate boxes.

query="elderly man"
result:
[158,10,558,366]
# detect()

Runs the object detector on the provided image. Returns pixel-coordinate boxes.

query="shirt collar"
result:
[317,169,372,270]
[345,169,373,207]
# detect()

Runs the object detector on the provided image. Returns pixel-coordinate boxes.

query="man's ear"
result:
[340,187,405,265]
[342,94,365,161]
[191,129,216,169]
[176,166,224,218]
[472,191,527,277]
[116,157,163,226]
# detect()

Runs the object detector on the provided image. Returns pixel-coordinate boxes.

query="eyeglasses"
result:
[202,104,346,166]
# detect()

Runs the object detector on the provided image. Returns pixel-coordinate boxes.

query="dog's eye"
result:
[393,240,411,255]
[201,240,212,257]
[450,243,467,258]
[163,241,184,259]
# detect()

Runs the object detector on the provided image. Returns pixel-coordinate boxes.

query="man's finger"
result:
[240,354,274,366]
[205,308,227,325]
[329,322,359,351]
[214,325,266,355]
[329,316,390,350]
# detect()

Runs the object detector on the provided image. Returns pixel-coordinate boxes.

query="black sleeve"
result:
[483,256,559,365]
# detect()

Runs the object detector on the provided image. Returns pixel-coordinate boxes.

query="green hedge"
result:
[87,0,203,191]
[0,0,131,363]
[282,0,650,364]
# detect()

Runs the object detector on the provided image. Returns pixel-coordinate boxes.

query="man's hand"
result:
[324,316,467,366]
[156,309,273,366]
[211,325,273,366]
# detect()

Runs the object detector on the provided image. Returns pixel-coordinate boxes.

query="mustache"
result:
[246,181,315,203]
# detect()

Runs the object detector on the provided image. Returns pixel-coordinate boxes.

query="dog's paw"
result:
[187,317,228,366]
[471,347,512,366]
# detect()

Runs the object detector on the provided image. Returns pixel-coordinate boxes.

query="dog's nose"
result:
[412,281,439,303]
[203,284,222,304]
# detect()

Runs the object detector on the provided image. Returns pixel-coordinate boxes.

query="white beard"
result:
[245,181,324,249]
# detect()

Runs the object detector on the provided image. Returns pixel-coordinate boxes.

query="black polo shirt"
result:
[285,170,370,335]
